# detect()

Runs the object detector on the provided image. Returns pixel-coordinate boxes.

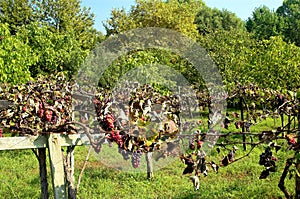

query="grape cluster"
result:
[180,154,195,174]
[118,148,130,160]
[131,150,143,168]
[259,147,277,179]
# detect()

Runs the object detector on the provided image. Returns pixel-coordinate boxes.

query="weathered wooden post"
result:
[0,132,101,198]
[48,134,67,199]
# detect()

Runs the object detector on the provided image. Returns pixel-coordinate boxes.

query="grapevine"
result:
[1,73,300,198]
[0,73,75,135]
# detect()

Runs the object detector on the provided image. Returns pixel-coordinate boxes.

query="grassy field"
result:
[0,142,296,198]
[0,114,297,198]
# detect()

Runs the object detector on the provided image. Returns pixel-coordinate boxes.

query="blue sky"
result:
[81,0,283,33]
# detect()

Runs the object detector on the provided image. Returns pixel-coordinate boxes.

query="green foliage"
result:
[195,6,245,35]
[0,0,98,81]
[98,49,202,89]
[33,0,98,50]
[104,0,203,39]
[0,23,35,84]
[198,29,255,91]
[247,36,300,90]
[277,0,300,46]
[102,0,300,93]
[246,6,284,40]
[199,29,300,91]
[247,0,300,46]
[0,0,98,49]
[17,22,89,77]
[0,0,35,34]
[99,0,213,91]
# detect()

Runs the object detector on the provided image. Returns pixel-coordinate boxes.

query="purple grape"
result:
[131,150,143,168]
[119,148,130,160]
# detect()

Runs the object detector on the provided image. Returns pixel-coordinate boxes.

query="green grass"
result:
[76,146,295,199]
[0,143,295,199]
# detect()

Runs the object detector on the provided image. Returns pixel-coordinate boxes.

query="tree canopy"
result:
[102,0,300,92]
[246,6,283,40]
[1,0,300,92]
[0,0,99,83]
[0,23,34,84]
[104,0,203,39]
[246,0,300,46]
[195,6,245,35]
[277,0,300,46]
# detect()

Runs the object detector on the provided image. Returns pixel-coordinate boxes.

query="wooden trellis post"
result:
[0,100,155,197]
[0,133,100,199]
[48,134,67,198]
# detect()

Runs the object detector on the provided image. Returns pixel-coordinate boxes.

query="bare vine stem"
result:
[278,158,294,199]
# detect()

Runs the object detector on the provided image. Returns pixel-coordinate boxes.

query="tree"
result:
[195,6,245,35]
[198,29,255,91]
[276,0,300,46]
[199,30,300,92]
[100,0,208,90]
[17,22,88,77]
[104,0,203,39]
[248,36,300,91]
[246,6,284,40]
[246,0,300,46]
[33,0,98,50]
[95,49,202,89]
[0,0,98,50]
[0,0,35,34]
[0,0,99,79]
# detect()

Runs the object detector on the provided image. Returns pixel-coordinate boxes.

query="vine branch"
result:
[278,158,293,199]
